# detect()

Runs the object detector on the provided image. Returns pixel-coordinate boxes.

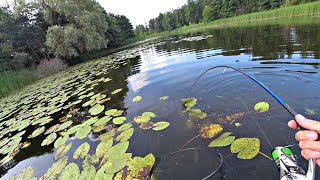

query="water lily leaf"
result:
[104,153,131,174]
[105,109,117,116]
[41,133,57,146]
[134,116,150,124]
[21,141,31,149]
[15,166,37,180]
[118,123,132,132]
[235,123,242,127]
[104,141,129,160]
[208,132,235,147]
[99,130,116,142]
[139,122,154,130]
[59,114,73,123]
[80,164,96,180]
[0,155,13,166]
[127,154,155,178]
[82,99,95,107]
[182,98,197,110]
[189,109,207,120]
[142,112,156,118]
[199,124,223,139]
[28,126,45,138]
[82,154,99,169]
[92,125,106,132]
[116,128,134,142]
[305,108,316,115]
[231,138,260,160]
[83,117,99,126]
[225,112,246,121]
[89,104,105,116]
[152,121,170,131]
[160,96,169,100]
[113,116,126,125]
[112,110,124,117]
[72,100,82,105]
[132,96,142,102]
[55,142,73,160]
[59,163,80,179]
[45,124,60,135]
[95,162,113,180]
[111,88,123,95]
[75,126,91,139]
[73,142,90,159]
[54,135,69,148]
[57,121,73,132]
[94,116,112,126]
[66,124,81,135]
[254,102,269,113]
[43,156,68,179]
[97,97,111,104]
[96,138,113,158]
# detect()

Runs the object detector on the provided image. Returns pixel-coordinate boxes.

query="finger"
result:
[288,120,298,129]
[299,141,320,151]
[295,131,318,141]
[317,159,320,166]
[301,149,320,159]
[295,114,320,133]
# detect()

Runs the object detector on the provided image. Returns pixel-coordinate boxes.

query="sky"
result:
[0,0,188,26]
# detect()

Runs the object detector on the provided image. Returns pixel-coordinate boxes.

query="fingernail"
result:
[312,151,320,156]
[307,133,317,139]
[296,114,306,121]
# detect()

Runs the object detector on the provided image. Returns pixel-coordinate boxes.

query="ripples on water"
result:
[2,24,320,179]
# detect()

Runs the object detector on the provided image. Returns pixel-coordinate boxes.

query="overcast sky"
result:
[0,0,188,26]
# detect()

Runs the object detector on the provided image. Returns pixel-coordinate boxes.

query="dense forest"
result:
[0,0,134,72]
[135,0,318,35]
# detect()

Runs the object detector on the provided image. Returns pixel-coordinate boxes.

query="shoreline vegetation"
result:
[1,1,320,99]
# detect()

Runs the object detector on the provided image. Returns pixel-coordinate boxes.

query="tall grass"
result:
[0,70,38,98]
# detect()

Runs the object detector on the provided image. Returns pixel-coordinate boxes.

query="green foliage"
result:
[132,95,142,102]
[231,138,260,159]
[182,98,197,110]
[89,104,105,116]
[59,163,80,179]
[208,132,235,147]
[202,5,215,22]
[152,121,170,131]
[73,142,90,159]
[254,102,270,112]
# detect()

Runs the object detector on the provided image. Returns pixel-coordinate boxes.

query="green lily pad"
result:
[152,121,170,131]
[89,104,105,116]
[142,112,156,118]
[105,109,117,116]
[66,124,82,135]
[54,134,69,148]
[254,102,269,113]
[118,123,132,132]
[231,138,260,160]
[99,130,116,142]
[189,109,207,120]
[95,162,114,180]
[104,141,129,160]
[94,116,112,126]
[75,126,91,139]
[80,164,96,180]
[127,154,155,178]
[96,138,113,158]
[55,142,73,160]
[139,122,154,130]
[160,96,169,100]
[73,142,90,159]
[112,110,123,117]
[41,133,58,146]
[116,128,134,142]
[45,124,60,135]
[57,121,73,132]
[113,116,126,125]
[59,163,80,179]
[28,126,45,138]
[43,156,68,179]
[104,153,131,174]
[134,116,150,124]
[111,88,123,95]
[182,98,197,110]
[82,99,95,107]
[92,125,106,132]
[15,166,37,180]
[208,132,235,147]
[82,117,99,127]
[82,154,99,169]
[132,96,142,102]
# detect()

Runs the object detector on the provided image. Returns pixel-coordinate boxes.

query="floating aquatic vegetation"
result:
[235,123,242,127]
[305,108,316,115]
[73,142,90,159]
[45,124,61,135]
[92,125,106,132]
[89,104,105,116]
[105,109,118,116]
[21,141,31,149]
[182,98,197,110]
[254,102,270,113]
[126,154,156,179]
[41,133,57,146]
[118,123,132,132]
[111,88,123,95]
[28,126,45,139]
[10,166,37,180]
[99,130,116,142]
[96,138,113,158]
[54,135,69,148]
[139,122,154,130]
[113,116,126,125]
[188,109,207,120]
[56,121,73,132]
[43,156,68,179]
[225,112,246,121]
[152,121,170,131]
[59,163,80,179]
[159,96,169,100]
[55,143,73,160]
[199,124,223,139]
[112,110,124,117]
[142,112,157,118]
[75,126,91,139]
[134,116,150,124]
[208,132,235,147]
[116,128,134,142]
[231,138,260,160]
[132,96,142,102]
[79,164,96,180]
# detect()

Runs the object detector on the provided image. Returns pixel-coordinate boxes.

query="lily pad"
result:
[66,124,82,135]
[59,163,80,179]
[199,124,223,139]
[43,156,68,179]
[132,96,142,102]
[82,117,99,126]
[189,109,207,120]
[75,126,91,139]
[99,130,116,142]
[82,99,95,107]
[111,88,123,95]
[45,124,60,135]
[55,142,73,160]
[28,126,45,138]
[73,142,90,159]
[15,165,37,180]
[104,141,129,160]
[231,138,260,160]
[92,125,106,132]
[152,121,170,131]
[127,154,155,178]
[134,116,150,124]
[254,102,269,113]
[139,122,154,130]
[57,121,73,132]
[89,104,105,116]
[105,109,117,116]
[160,96,169,100]
[142,112,156,118]
[118,123,132,132]
[41,133,58,146]
[54,135,69,148]
[182,98,197,110]
[80,164,96,180]
[208,132,235,147]
[94,116,112,126]
[96,138,113,158]
[113,116,126,125]
[112,110,123,117]
[116,128,134,142]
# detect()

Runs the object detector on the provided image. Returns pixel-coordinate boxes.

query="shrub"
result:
[36,58,67,78]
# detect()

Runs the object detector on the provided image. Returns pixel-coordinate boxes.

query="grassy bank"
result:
[0,70,38,98]
[125,1,320,43]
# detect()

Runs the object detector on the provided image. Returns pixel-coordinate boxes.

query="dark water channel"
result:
[1,21,320,179]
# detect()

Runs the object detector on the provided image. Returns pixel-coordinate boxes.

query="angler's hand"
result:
[288,114,320,166]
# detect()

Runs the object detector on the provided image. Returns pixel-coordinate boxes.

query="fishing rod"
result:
[189,65,316,180]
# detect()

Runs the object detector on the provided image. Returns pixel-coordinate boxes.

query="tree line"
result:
[135,0,318,35]
[0,0,135,72]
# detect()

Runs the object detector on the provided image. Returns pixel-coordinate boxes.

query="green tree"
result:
[202,5,215,22]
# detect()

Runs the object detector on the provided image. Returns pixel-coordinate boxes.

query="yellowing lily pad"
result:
[55,142,73,160]
[59,163,80,179]
[15,165,37,180]
[116,128,134,142]
[230,138,260,160]
[89,104,105,116]
[208,132,235,147]
[134,116,150,124]
[199,124,223,139]
[73,142,90,159]
[92,125,106,132]
[139,122,154,130]
[41,133,58,146]
[28,126,45,138]
[96,138,113,158]
[254,102,269,113]
[152,121,170,131]
[111,88,123,95]
[132,96,142,102]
